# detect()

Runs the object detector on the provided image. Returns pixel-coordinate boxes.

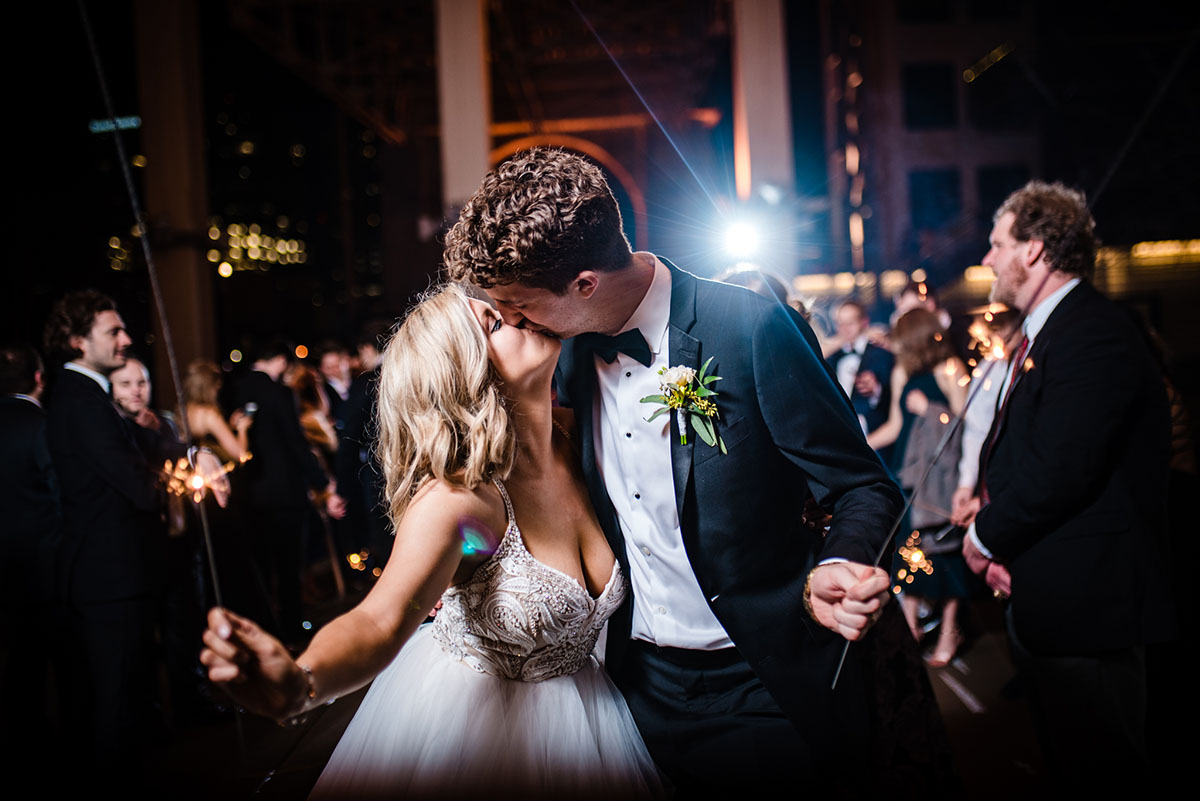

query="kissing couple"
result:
[202,147,907,799]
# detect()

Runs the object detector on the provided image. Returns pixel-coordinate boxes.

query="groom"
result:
[445,148,902,794]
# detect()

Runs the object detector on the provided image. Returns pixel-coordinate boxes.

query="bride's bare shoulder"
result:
[403,478,506,540]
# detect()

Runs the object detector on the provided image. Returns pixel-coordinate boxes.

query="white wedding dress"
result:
[309,479,669,800]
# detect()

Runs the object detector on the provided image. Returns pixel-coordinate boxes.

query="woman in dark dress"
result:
[869,308,969,666]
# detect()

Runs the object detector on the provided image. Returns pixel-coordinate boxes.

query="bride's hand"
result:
[200,607,309,721]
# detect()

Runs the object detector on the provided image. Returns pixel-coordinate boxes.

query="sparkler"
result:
[163,453,251,504]
[77,0,233,614]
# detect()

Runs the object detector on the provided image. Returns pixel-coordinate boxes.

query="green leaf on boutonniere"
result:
[644,406,671,423]
[692,413,716,447]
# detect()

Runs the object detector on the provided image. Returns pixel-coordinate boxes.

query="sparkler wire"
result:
[76,0,225,610]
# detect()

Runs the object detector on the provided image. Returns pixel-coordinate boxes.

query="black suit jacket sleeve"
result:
[63,392,175,514]
[974,298,1148,560]
[751,303,900,565]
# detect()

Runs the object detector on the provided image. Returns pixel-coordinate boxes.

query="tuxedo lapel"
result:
[666,260,699,521]
[565,340,627,564]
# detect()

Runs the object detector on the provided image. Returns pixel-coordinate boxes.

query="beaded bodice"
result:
[431,479,626,682]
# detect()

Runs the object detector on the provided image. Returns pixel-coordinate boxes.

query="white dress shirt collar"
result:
[618,254,672,356]
[65,361,111,393]
[1023,277,1081,343]
[4,393,42,408]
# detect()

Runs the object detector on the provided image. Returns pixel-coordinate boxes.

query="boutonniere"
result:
[641,357,726,452]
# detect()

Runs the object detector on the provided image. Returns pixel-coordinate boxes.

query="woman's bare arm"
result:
[201,481,494,720]
[866,365,907,451]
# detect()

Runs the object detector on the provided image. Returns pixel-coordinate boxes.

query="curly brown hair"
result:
[442,147,632,293]
[996,180,1097,280]
[42,289,118,366]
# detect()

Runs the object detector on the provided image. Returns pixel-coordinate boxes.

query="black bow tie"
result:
[577,329,652,367]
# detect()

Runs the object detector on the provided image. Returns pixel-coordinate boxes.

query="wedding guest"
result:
[867,309,969,665]
[316,339,352,426]
[182,359,251,464]
[958,181,1176,792]
[231,339,345,645]
[949,308,1021,528]
[336,319,393,571]
[43,289,225,790]
[110,355,223,728]
[289,363,340,470]
[0,342,65,763]
[824,300,895,444]
[714,263,810,321]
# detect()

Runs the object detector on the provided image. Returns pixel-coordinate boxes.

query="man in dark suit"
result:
[232,340,344,644]
[0,343,63,761]
[958,181,1176,791]
[825,299,894,439]
[335,321,392,573]
[41,290,225,785]
[445,148,905,794]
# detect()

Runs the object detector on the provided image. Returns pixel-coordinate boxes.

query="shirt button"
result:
[625,432,632,438]
[641,546,651,556]
[656,606,666,615]
[626,371,632,377]
[634,492,641,500]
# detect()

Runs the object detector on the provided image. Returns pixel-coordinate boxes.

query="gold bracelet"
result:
[298,662,317,701]
[803,567,820,621]
[278,663,318,728]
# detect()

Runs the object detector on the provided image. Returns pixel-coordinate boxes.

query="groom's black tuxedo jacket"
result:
[974,281,1176,656]
[555,262,902,754]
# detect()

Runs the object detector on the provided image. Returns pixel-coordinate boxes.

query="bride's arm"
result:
[201,482,493,721]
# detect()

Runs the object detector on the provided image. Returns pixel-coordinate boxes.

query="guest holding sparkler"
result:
[868,308,970,665]
[957,181,1176,792]
[43,290,226,791]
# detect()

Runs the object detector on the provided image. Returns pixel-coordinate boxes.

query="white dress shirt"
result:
[593,256,733,650]
[969,277,1081,558]
[835,334,869,397]
[65,361,111,393]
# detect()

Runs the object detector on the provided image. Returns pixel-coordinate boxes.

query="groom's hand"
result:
[806,563,891,641]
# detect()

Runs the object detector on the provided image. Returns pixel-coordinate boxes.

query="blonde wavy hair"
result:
[375,284,517,528]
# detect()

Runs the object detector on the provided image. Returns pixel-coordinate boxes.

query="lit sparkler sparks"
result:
[893,530,934,594]
[162,452,250,503]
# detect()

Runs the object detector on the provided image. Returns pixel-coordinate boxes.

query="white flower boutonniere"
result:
[640,356,726,452]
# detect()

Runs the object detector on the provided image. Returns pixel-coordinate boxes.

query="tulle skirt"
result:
[310,624,670,800]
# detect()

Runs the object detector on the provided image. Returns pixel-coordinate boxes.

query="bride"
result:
[200,284,668,799]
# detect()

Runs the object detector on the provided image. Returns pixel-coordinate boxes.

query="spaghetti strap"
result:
[491,477,516,531]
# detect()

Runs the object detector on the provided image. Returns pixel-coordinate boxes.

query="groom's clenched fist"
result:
[804,563,891,641]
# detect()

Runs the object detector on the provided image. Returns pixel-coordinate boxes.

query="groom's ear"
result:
[572,271,600,299]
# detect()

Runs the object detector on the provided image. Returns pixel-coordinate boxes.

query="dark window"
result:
[966,58,1034,130]
[897,0,952,23]
[978,165,1031,225]
[902,63,958,129]
[909,169,962,231]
